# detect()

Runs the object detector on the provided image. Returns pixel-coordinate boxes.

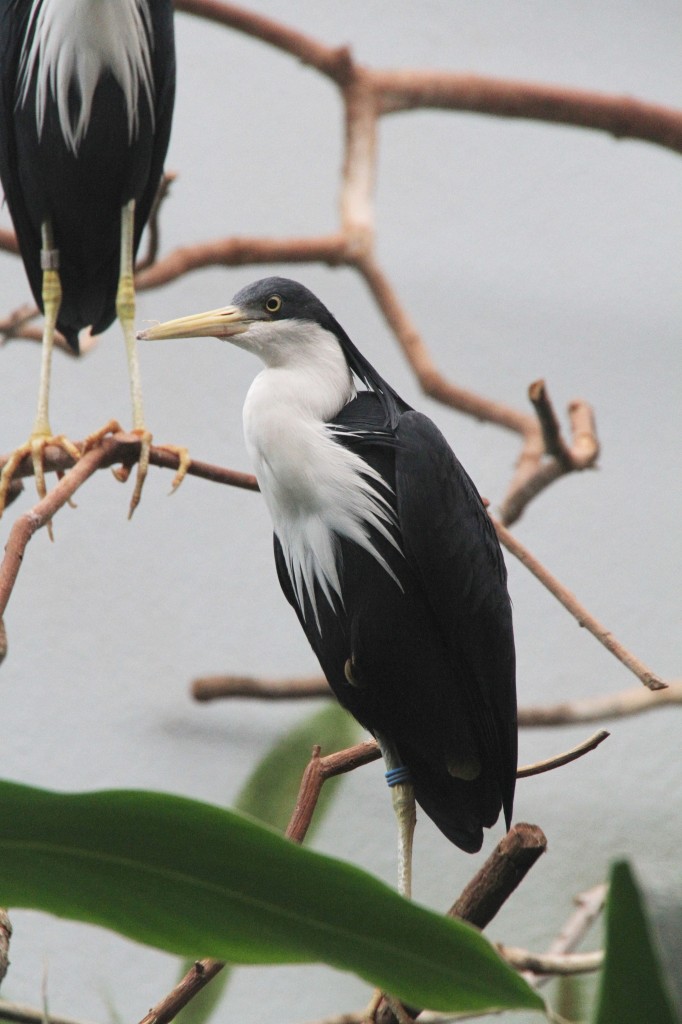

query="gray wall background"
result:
[0,3,680,1022]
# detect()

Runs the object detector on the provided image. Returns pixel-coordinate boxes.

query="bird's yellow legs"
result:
[87,199,190,516]
[0,222,80,534]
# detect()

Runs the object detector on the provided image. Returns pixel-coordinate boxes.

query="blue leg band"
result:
[385,766,412,788]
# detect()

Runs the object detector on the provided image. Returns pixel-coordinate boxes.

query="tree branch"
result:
[189,673,682,725]
[517,730,609,778]
[0,911,10,989]
[493,518,668,691]
[497,945,602,976]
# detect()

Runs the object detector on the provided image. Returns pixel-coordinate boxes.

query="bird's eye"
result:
[265,295,282,314]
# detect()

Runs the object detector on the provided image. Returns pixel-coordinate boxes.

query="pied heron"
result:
[140,278,517,896]
[0,0,183,520]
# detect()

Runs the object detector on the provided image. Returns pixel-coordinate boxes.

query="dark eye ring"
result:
[265,295,282,313]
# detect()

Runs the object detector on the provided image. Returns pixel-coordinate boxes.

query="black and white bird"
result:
[0,0,181,518]
[140,278,517,896]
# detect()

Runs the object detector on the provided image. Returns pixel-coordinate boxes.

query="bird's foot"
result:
[0,431,81,539]
[113,434,190,516]
[155,443,191,494]
[82,418,124,454]
[111,427,152,519]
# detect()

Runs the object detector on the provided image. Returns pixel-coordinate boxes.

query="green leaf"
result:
[0,779,542,1016]
[593,861,678,1024]
[176,704,359,1024]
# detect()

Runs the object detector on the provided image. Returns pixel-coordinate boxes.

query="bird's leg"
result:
[0,221,80,532]
[114,200,190,514]
[361,734,417,1024]
[115,198,149,517]
[375,732,416,901]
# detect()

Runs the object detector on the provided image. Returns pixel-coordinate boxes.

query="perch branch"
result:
[447,824,547,930]
[374,824,547,1024]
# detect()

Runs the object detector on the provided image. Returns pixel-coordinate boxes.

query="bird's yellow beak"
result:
[137,305,250,341]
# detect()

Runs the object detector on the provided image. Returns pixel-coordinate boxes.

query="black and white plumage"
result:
[0,0,177,516]
[140,278,517,885]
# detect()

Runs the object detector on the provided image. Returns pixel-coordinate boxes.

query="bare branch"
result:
[134,233,349,291]
[520,681,682,726]
[493,518,668,691]
[0,911,10,988]
[177,3,682,159]
[0,436,257,491]
[516,730,609,778]
[374,824,547,1024]
[447,824,547,930]
[500,384,599,525]
[497,945,602,976]
[547,884,608,959]
[0,228,18,253]
[190,673,682,725]
[0,1003,97,1024]
[372,70,682,157]
[174,0,352,83]
[135,172,177,273]
[138,960,226,1024]
[192,673,329,701]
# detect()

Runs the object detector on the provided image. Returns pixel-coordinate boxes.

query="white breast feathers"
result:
[240,321,402,630]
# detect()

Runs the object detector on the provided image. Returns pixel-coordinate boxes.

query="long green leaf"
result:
[0,779,543,1016]
[593,861,677,1024]
[177,704,359,1024]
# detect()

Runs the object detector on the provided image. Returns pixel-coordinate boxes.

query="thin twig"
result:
[137,960,226,1024]
[545,884,608,959]
[493,519,668,691]
[135,172,177,273]
[497,946,603,976]
[519,681,682,725]
[0,1004,96,1024]
[516,730,609,778]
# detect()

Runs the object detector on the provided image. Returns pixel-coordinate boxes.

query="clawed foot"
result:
[0,432,82,539]
[101,426,190,517]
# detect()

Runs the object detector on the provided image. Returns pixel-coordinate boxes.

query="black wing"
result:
[394,410,517,831]
[273,393,517,852]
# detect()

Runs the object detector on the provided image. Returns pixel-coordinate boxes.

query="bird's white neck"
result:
[240,321,400,627]
[19,0,155,154]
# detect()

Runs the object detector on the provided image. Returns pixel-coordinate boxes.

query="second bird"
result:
[0,0,177,516]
